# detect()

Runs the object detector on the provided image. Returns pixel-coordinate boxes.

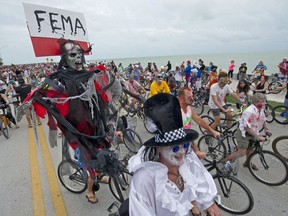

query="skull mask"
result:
[62,42,84,71]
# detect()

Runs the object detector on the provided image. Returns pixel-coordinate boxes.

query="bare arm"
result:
[191,109,220,137]
[230,92,244,105]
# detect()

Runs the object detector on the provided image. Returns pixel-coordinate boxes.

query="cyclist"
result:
[222,93,272,170]
[204,65,218,104]
[0,93,19,128]
[253,75,269,94]
[14,77,42,127]
[178,86,220,159]
[149,73,170,97]
[235,79,251,109]
[125,75,146,109]
[269,77,288,124]
[208,71,245,130]
[252,60,267,77]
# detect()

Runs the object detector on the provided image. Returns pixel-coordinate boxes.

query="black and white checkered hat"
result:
[143,93,199,147]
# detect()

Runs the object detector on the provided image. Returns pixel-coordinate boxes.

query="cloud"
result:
[0,0,288,64]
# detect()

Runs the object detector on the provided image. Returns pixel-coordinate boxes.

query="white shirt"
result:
[239,104,266,137]
[208,83,233,109]
[128,146,217,216]
[174,70,182,82]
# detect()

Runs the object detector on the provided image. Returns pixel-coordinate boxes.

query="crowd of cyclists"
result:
[0,55,287,215]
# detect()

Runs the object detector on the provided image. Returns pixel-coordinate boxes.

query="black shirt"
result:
[15,84,32,102]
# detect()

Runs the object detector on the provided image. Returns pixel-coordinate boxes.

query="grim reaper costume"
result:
[19,39,118,178]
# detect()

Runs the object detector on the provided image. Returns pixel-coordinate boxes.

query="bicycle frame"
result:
[251,141,270,170]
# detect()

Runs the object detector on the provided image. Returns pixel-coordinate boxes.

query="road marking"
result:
[38,126,68,216]
[29,127,46,216]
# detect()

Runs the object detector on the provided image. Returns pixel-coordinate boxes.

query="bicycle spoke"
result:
[248,150,288,186]
[214,176,253,214]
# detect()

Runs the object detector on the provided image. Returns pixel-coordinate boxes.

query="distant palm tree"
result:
[0,57,3,66]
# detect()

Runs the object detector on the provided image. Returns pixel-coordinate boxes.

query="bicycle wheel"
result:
[268,81,283,93]
[213,175,254,215]
[191,99,204,116]
[247,150,288,186]
[57,160,87,194]
[109,170,132,203]
[198,115,214,134]
[272,135,288,161]
[123,129,143,154]
[0,119,10,139]
[273,105,288,125]
[265,103,275,123]
[143,116,156,134]
[197,134,227,163]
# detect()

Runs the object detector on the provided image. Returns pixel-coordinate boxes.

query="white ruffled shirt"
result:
[128,147,217,216]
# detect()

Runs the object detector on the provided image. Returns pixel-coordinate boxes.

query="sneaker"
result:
[243,162,258,170]
[280,112,288,118]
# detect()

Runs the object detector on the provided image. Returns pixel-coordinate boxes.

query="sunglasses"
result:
[171,143,190,153]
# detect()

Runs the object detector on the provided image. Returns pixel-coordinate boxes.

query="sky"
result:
[0,0,288,65]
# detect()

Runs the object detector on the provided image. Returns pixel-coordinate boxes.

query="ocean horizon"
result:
[91,50,288,75]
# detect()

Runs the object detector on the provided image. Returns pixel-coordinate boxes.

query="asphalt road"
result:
[0,103,287,216]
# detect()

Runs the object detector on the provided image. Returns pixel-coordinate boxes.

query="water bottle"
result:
[222,161,232,175]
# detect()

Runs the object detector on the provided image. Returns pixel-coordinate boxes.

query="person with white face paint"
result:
[128,93,221,216]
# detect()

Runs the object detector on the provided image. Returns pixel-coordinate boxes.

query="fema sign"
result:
[23,3,90,57]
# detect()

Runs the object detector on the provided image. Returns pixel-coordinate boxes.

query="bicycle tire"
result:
[247,150,288,186]
[272,135,288,161]
[273,105,288,125]
[0,120,10,139]
[213,174,254,215]
[191,100,204,116]
[197,134,227,163]
[123,129,143,154]
[143,116,155,134]
[109,170,132,203]
[268,81,283,94]
[57,160,87,194]
[265,103,275,123]
[198,115,214,134]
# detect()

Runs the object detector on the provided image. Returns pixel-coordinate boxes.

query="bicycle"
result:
[57,134,135,202]
[205,159,254,215]
[272,135,288,161]
[272,105,288,125]
[0,104,10,139]
[245,136,288,186]
[268,74,287,94]
[197,123,239,165]
[202,106,243,135]
[57,105,142,202]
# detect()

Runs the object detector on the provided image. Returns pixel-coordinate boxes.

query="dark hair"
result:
[237,79,250,94]
[142,147,159,162]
